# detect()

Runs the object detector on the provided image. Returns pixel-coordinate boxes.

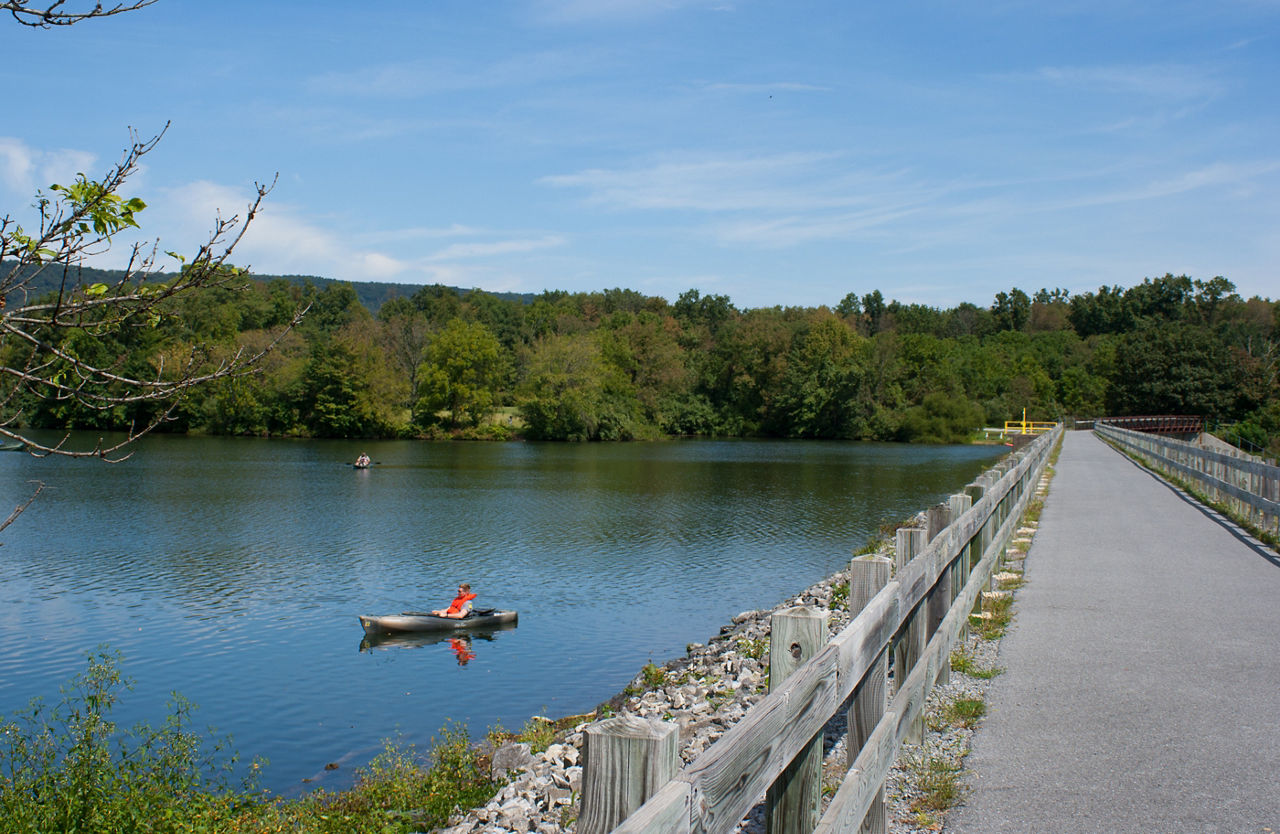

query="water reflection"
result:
[358,623,518,655]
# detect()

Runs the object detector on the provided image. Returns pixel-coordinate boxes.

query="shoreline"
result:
[444,507,1042,834]
[439,451,1053,834]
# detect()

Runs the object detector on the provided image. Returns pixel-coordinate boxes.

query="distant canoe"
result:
[358,609,518,635]
[0,442,25,452]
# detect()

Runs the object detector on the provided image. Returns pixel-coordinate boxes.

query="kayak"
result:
[358,609,518,635]
[359,620,517,652]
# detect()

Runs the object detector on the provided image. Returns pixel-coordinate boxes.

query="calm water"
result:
[0,434,1000,794]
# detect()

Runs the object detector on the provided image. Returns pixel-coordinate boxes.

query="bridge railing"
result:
[577,426,1061,834]
[1096,422,1280,538]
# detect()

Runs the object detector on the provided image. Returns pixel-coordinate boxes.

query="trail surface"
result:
[948,430,1280,833]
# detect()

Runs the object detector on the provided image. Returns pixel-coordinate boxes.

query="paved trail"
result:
[947,431,1280,834]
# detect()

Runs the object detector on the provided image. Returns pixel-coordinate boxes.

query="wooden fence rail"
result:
[580,426,1061,834]
[1095,422,1280,537]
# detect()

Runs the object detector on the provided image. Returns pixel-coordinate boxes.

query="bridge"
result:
[567,424,1279,833]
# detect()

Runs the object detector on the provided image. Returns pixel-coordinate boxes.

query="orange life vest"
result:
[445,592,476,615]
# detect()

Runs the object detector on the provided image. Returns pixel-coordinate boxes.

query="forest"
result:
[3,266,1278,455]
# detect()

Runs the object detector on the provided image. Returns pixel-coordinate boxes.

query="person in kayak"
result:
[432,583,476,618]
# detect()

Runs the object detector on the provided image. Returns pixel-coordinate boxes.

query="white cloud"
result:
[76,179,569,288]
[531,0,734,24]
[540,152,892,212]
[1009,63,1222,101]
[307,51,587,99]
[0,137,98,199]
[427,236,566,261]
[698,81,833,94]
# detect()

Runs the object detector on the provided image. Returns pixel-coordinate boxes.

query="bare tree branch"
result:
[1,128,306,460]
[2,0,158,28]
[0,481,44,536]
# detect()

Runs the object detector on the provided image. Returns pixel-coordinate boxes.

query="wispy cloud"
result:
[698,81,833,94]
[0,137,98,200]
[306,51,587,99]
[1041,159,1280,211]
[1005,63,1222,100]
[427,236,566,261]
[540,152,910,212]
[530,0,734,24]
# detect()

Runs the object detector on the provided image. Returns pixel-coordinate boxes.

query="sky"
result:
[2,0,1278,310]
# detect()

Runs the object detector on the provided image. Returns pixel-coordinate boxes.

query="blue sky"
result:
[3,0,1277,310]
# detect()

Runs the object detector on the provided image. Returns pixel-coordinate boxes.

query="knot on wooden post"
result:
[790,642,803,661]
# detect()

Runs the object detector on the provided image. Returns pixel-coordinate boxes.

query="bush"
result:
[0,654,502,834]
[899,393,984,444]
[281,725,498,833]
[0,649,259,834]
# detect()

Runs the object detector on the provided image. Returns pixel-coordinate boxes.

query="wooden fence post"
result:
[894,526,927,744]
[577,716,680,834]
[848,555,891,834]
[766,606,829,834]
[948,492,974,653]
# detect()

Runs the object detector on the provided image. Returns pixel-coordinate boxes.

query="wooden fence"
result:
[577,426,1061,834]
[1095,422,1280,538]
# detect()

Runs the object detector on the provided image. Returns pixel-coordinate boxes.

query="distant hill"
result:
[0,261,536,314]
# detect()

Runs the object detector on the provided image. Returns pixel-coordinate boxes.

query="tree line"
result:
[3,269,1277,452]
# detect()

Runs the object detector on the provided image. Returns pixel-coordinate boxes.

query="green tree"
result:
[1108,322,1236,417]
[518,332,639,440]
[899,392,984,443]
[774,313,868,437]
[298,341,377,437]
[991,288,1031,332]
[414,320,507,429]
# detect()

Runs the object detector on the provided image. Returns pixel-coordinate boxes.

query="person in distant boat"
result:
[432,583,476,618]
[355,453,371,467]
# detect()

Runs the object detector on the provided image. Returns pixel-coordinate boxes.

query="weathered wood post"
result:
[848,554,891,834]
[766,606,829,834]
[926,502,949,542]
[948,492,974,652]
[894,526,927,744]
[577,716,679,834]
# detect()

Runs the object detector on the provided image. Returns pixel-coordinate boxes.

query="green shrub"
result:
[283,725,498,833]
[0,649,259,834]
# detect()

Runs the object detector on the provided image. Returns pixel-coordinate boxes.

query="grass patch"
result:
[737,637,767,660]
[829,581,850,610]
[853,536,886,556]
[944,698,987,728]
[950,647,1003,680]
[906,754,966,813]
[971,592,1014,640]
[994,570,1025,590]
[515,716,556,753]
[274,726,498,833]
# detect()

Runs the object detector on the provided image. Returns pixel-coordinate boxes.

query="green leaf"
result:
[85,283,108,297]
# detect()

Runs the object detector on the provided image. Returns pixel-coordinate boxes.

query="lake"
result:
[0,434,1001,795]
